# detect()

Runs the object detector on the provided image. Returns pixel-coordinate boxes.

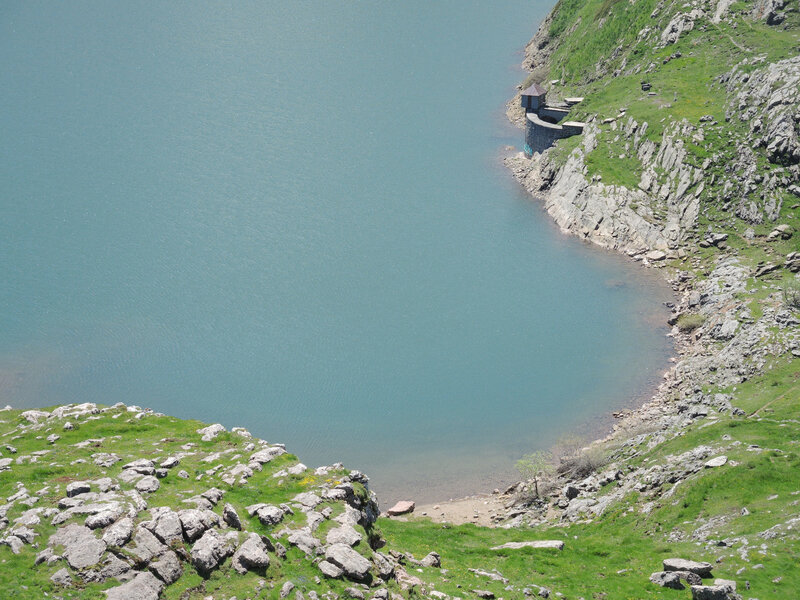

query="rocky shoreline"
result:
[419,12,800,530]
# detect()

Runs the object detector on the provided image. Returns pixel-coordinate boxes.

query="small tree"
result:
[782,279,800,311]
[516,451,554,498]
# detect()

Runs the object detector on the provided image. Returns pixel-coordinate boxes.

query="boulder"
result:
[50,568,72,586]
[197,423,226,441]
[178,508,219,542]
[386,501,415,516]
[49,523,106,569]
[121,459,155,475]
[232,533,271,574]
[420,552,441,567]
[191,529,233,574]
[325,543,372,581]
[250,446,286,464]
[223,503,242,530]
[287,527,322,555]
[319,560,344,578]
[704,456,728,468]
[135,476,160,494]
[326,525,363,547]
[66,481,91,498]
[143,508,183,544]
[691,582,738,600]
[490,540,564,550]
[104,571,164,600]
[102,517,134,547]
[650,571,684,589]
[663,558,713,577]
[128,526,168,563]
[149,550,183,585]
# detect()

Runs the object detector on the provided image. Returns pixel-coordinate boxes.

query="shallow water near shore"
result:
[0,2,673,504]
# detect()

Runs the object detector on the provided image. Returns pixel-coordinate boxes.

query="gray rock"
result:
[160,456,179,469]
[197,423,226,441]
[280,581,296,598]
[253,504,285,526]
[223,502,242,530]
[135,476,160,494]
[86,509,123,530]
[319,560,344,578]
[103,517,134,547]
[250,446,287,464]
[66,481,91,498]
[287,527,321,556]
[128,526,168,563]
[326,525,363,547]
[420,552,441,568]
[690,583,738,600]
[650,571,684,589]
[121,459,155,475]
[325,543,372,581]
[178,508,219,542]
[49,523,106,569]
[664,558,713,577]
[704,456,728,468]
[343,587,365,599]
[149,550,183,585]
[145,508,183,544]
[232,533,271,574]
[191,529,233,574]
[201,487,224,505]
[50,567,72,586]
[104,571,164,600]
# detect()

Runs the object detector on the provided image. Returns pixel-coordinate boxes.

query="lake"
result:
[0,1,673,504]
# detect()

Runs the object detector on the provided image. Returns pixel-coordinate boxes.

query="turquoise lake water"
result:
[0,2,673,503]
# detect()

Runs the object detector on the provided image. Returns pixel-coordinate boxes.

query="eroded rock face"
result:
[727,56,800,167]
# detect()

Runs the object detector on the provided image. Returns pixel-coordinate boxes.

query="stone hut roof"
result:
[520,83,547,97]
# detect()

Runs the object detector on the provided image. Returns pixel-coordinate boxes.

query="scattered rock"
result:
[232,533,271,574]
[386,501,415,516]
[491,540,564,550]
[664,558,713,577]
[104,571,164,600]
[325,543,372,581]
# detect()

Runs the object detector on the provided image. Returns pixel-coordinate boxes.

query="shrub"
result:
[676,313,705,332]
[782,279,800,311]
[516,451,554,498]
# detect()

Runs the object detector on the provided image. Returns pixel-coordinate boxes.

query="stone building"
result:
[520,84,584,156]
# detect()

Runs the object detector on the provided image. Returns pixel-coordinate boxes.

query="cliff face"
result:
[506,0,800,256]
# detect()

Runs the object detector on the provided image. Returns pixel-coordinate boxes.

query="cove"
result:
[0,2,673,504]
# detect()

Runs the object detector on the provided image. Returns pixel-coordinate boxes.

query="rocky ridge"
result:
[0,404,442,599]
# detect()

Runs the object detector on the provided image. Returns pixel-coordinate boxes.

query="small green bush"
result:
[781,279,800,311]
[676,313,706,332]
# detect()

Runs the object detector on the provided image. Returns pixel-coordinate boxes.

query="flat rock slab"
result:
[704,456,728,468]
[490,540,565,550]
[664,558,713,577]
[49,523,106,569]
[386,500,415,516]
